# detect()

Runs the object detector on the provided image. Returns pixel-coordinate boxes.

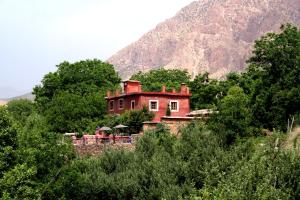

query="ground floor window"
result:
[109,100,114,111]
[119,99,124,109]
[131,100,135,109]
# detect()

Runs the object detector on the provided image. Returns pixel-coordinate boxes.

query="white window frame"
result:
[109,100,114,111]
[119,98,124,110]
[169,100,179,112]
[149,100,159,111]
[131,100,136,110]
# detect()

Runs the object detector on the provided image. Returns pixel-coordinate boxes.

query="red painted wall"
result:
[107,94,190,122]
[106,80,191,122]
[107,95,141,115]
[140,95,190,122]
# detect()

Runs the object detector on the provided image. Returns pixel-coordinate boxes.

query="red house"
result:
[105,80,191,122]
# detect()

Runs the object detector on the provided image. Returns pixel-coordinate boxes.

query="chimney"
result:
[172,88,176,93]
[180,83,187,94]
[106,91,111,97]
[123,80,142,94]
[162,85,166,93]
[115,89,120,96]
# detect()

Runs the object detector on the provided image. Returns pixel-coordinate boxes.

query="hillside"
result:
[0,92,34,103]
[6,92,35,101]
[108,0,300,79]
[0,100,7,106]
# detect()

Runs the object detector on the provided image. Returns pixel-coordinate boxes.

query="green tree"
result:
[130,68,190,92]
[0,164,40,200]
[246,24,300,130]
[6,99,35,126]
[0,113,75,199]
[209,86,253,144]
[189,72,222,109]
[33,59,121,132]
[98,106,154,135]
[0,107,17,178]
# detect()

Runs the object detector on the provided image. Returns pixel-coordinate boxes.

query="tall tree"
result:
[209,86,253,144]
[6,99,35,126]
[130,68,190,92]
[33,59,121,133]
[246,24,300,130]
[189,72,221,109]
[0,107,17,178]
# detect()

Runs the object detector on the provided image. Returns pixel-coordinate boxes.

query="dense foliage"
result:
[245,24,300,130]
[130,68,190,92]
[33,59,121,133]
[0,106,74,199]
[1,24,300,199]
[44,124,300,200]
[97,106,154,135]
[6,99,35,126]
[208,86,255,144]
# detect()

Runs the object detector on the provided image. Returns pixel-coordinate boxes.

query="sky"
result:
[0,0,195,98]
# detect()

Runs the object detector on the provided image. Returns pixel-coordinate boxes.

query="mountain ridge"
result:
[108,0,300,79]
[0,92,34,104]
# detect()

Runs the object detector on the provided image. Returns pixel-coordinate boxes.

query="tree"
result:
[0,113,75,199]
[99,106,154,135]
[119,106,154,135]
[0,107,17,178]
[246,24,300,130]
[6,99,35,126]
[33,59,121,133]
[189,72,222,109]
[209,86,253,144]
[130,69,190,92]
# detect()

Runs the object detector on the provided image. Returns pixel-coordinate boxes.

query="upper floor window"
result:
[119,99,124,109]
[149,100,159,111]
[170,100,179,112]
[131,100,135,110]
[109,100,114,111]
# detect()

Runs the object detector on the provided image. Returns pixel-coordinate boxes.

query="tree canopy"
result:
[130,68,190,92]
[1,24,300,199]
[246,24,300,130]
[33,59,121,133]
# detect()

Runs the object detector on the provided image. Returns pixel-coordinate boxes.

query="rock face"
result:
[108,0,300,79]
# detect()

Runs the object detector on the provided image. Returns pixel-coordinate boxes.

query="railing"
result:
[72,135,132,146]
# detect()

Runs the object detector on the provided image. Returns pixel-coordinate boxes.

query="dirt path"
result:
[285,126,300,149]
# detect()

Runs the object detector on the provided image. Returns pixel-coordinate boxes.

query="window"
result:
[131,100,135,110]
[119,99,124,109]
[149,100,159,111]
[170,100,179,112]
[109,100,114,111]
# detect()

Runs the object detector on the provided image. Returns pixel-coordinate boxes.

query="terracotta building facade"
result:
[105,80,191,122]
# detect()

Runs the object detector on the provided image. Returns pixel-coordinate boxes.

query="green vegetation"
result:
[33,59,121,133]
[34,124,300,199]
[6,99,35,126]
[0,106,74,199]
[246,24,300,131]
[98,106,154,135]
[131,68,190,92]
[0,24,300,199]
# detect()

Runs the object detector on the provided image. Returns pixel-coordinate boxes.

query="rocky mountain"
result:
[108,0,300,79]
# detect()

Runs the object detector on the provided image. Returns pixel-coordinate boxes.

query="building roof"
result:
[186,109,216,116]
[105,91,191,100]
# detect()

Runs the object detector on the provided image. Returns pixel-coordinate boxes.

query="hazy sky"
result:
[0,0,195,98]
